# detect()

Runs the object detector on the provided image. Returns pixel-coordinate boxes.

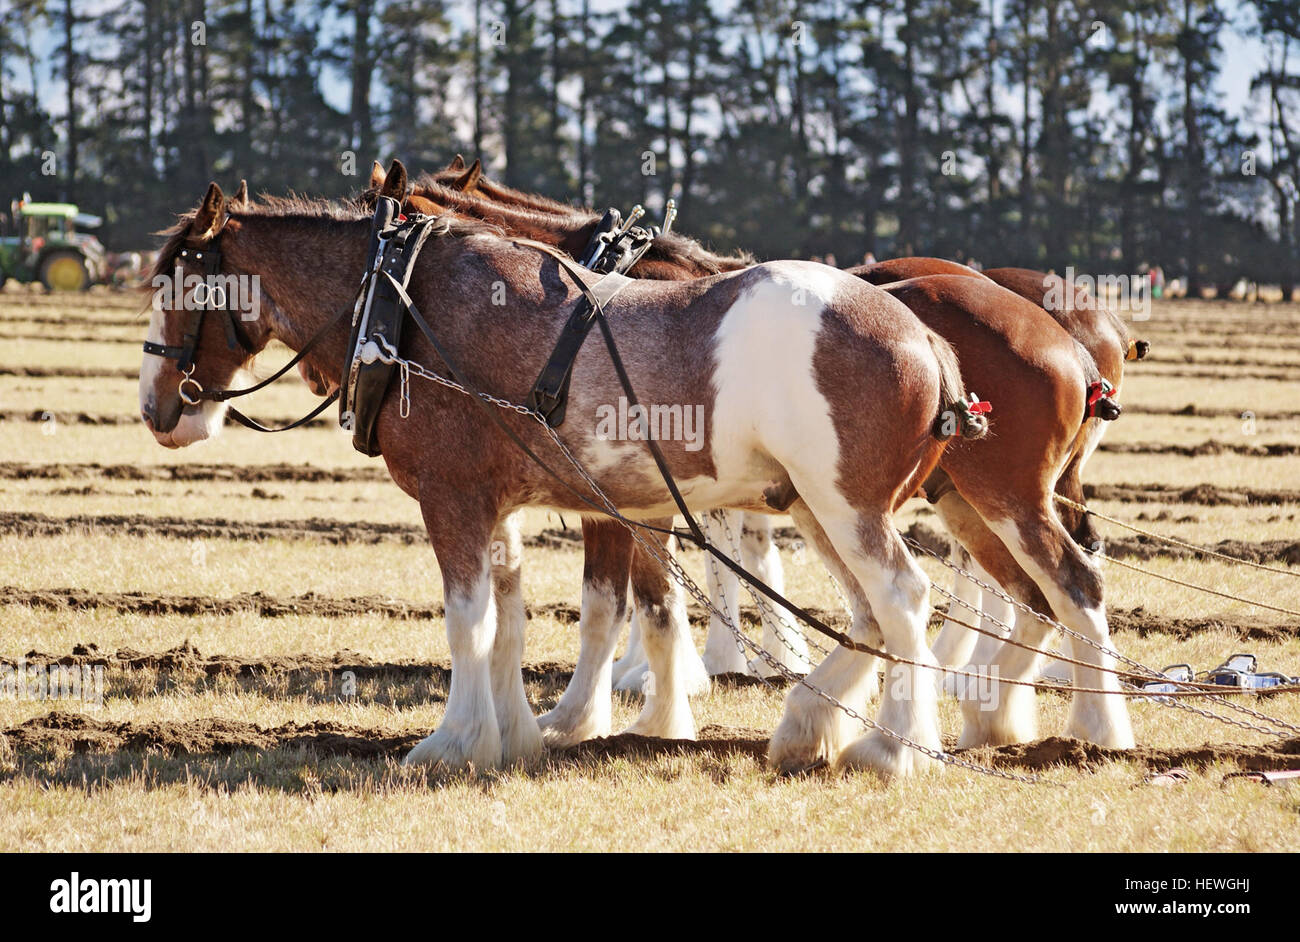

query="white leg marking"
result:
[832,525,944,779]
[623,580,697,739]
[405,568,502,769]
[610,604,646,689]
[984,517,1133,748]
[487,515,543,763]
[932,548,985,692]
[768,503,877,772]
[701,511,753,676]
[538,579,623,746]
[742,513,812,676]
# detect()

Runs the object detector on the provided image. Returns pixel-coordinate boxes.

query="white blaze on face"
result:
[139,306,229,448]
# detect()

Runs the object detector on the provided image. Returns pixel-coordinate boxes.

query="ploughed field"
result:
[1,286,1298,852]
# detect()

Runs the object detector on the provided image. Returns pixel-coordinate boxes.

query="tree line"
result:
[2,0,1298,294]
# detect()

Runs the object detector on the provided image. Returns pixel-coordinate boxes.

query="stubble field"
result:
[1,287,1298,852]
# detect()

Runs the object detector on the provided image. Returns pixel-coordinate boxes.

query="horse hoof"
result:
[768,693,851,772]
[537,706,609,747]
[957,687,1036,748]
[404,722,502,771]
[703,647,752,677]
[837,731,943,780]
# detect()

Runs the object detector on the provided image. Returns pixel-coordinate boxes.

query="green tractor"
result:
[0,196,108,291]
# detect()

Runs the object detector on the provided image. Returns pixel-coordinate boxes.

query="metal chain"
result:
[373,340,1045,783]
[710,508,829,661]
[1055,494,1300,580]
[906,537,1300,737]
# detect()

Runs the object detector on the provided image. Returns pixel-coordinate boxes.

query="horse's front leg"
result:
[489,512,544,763]
[405,494,510,771]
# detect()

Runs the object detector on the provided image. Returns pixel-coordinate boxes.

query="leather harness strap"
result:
[523,217,654,427]
[342,202,443,456]
[141,238,252,370]
[525,261,634,427]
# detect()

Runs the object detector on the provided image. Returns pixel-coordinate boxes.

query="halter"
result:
[141,228,257,404]
[141,214,350,433]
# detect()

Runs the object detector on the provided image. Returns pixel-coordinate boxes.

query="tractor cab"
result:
[0,196,107,290]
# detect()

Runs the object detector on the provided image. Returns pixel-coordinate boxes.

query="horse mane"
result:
[642,230,753,275]
[148,214,199,283]
[427,167,579,216]
[409,173,753,276]
[149,193,504,287]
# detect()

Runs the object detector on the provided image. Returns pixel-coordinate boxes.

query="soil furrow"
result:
[7,510,1297,567]
[2,589,1294,641]
[4,711,1297,776]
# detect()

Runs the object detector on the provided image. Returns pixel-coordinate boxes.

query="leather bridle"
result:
[141,232,255,401]
[141,217,351,432]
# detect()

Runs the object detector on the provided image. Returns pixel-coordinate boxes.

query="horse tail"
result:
[927,330,988,441]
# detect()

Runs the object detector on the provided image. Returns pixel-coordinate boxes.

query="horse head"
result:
[139,182,275,447]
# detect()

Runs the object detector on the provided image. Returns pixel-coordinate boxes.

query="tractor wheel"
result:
[39,251,90,291]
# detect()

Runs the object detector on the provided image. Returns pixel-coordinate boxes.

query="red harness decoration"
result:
[1085,379,1116,418]
[963,393,992,416]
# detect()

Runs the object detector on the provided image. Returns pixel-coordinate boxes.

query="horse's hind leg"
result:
[740,513,812,677]
[827,513,943,778]
[984,508,1134,749]
[964,581,1016,673]
[488,512,544,762]
[931,490,1055,747]
[621,528,702,740]
[931,544,986,670]
[615,529,709,698]
[610,605,645,688]
[536,518,633,746]
[701,510,753,676]
[768,500,880,774]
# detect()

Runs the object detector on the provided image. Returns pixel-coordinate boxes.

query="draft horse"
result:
[139,183,975,777]
[376,161,1138,762]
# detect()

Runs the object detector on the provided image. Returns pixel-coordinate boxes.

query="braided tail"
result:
[927,330,989,441]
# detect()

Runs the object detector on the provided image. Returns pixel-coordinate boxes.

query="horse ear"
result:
[369,160,386,189]
[231,179,249,208]
[190,182,225,240]
[447,154,466,171]
[380,159,408,200]
[453,158,482,192]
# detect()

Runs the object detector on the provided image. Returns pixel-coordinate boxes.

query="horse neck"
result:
[475,177,575,215]
[431,187,595,257]
[441,181,749,281]
[226,214,370,385]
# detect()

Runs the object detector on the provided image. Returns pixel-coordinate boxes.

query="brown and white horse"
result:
[367,161,816,739]
[139,184,975,776]
[376,162,1137,762]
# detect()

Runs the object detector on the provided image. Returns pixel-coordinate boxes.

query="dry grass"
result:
[1,294,1299,852]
